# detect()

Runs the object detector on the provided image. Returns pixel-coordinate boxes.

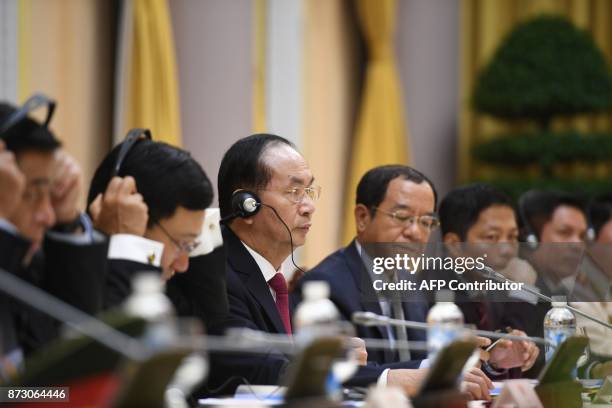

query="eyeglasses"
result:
[283,185,322,204]
[372,207,440,231]
[155,221,201,254]
[22,181,51,206]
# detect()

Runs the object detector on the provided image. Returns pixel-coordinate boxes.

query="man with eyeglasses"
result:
[291,166,479,388]
[0,100,108,374]
[204,151,492,400]
[86,138,227,327]
[204,134,322,396]
[293,165,438,361]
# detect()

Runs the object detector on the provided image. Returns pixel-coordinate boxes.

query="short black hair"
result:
[87,139,213,226]
[439,183,514,239]
[0,102,61,154]
[518,190,586,240]
[217,133,295,219]
[355,165,437,215]
[588,193,612,238]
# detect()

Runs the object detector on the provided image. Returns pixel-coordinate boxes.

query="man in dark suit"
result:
[86,137,227,327]
[0,100,108,377]
[517,191,589,339]
[206,137,493,400]
[438,183,540,378]
[292,165,435,366]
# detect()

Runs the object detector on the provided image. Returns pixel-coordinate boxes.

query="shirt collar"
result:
[241,241,282,282]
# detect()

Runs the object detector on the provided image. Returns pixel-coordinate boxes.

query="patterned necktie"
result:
[268,272,292,335]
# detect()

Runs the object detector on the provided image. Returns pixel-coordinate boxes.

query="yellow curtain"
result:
[116,0,182,146]
[253,0,267,133]
[342,0,410,244]
[459,0,612,181]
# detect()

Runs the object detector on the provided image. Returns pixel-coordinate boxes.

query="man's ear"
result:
[443,232,461,244]
[355,204,371,233]
[443,232,462,257]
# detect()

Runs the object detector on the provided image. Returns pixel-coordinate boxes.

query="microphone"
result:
[352,311,548,345]
[479,266,612,330]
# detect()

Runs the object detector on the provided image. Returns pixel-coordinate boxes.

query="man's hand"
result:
[386,368,428,397]
[0,141,25,219]
[460,366,494,401]
[487,330,538,371]
[51,150,82,224]
[89,176,148,236]
[515,330,539,371]
[348,337,368,366]
[475,336,492,364]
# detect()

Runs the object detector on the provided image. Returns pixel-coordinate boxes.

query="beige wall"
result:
[170,0,254,199]
[20,0,114,199]
[397,0,460,199]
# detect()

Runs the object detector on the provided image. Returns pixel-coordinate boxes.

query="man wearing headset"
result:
[86,136,227,327]
[0,99,108,377]
[205,135,493,400]
[517,190,589,337]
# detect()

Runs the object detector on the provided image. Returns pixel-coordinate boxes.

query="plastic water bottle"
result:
[294,280,340,334]
[124,273,176,350]
[426,290,464,362]
[293,281,345,400]
[543,296,576,362]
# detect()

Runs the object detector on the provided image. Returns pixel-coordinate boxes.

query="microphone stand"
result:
[0,267,149,361]
[480,266,612,330]
[353,311,549,346]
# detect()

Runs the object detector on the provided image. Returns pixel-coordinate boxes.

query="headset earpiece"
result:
[231,190,261,218]
[518,192,539,250]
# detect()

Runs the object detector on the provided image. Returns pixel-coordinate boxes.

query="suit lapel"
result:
[223,227,287,334]
[344,241,389,340]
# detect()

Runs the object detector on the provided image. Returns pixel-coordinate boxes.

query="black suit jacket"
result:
[291,240,428,365]
[3,230,108,356]
[204,227,294,395]
[0,228,30,365]
[104,243,228,329]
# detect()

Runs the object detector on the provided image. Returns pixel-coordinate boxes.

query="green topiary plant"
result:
[473,15,612,130]
[470,14,612,195]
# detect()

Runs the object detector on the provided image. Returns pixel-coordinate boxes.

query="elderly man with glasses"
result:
[292,165,438,365]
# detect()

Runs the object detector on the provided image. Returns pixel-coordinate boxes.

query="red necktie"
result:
[268,272,292,335]
[477,301,491,331]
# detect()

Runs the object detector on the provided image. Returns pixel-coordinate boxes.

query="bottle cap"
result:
[303,281,330,300]
[551,295,567,307]
[133,272,164,293]
[435,289,455,303]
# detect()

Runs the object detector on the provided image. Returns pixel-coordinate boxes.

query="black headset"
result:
[518,190,596,249]
[221,190,261,224]
[113,128,152,177]
[222,188,306,274]
[518,191,540,249]
[0,93,56,135]
[585,198,596,242]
